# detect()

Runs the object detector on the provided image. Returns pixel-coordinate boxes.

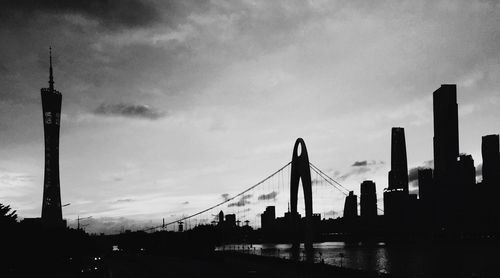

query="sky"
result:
[0,0,499,234]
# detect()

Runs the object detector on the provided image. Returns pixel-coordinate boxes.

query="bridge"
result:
[137,138,357,249]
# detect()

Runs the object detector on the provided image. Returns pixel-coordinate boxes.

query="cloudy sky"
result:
[1,0,499,233]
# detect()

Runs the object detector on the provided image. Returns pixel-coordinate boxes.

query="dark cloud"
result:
[181,201,189,205]
[408,160,434,187]
[351,160,385,167]
[338,160,385,180]
[228,194,252,207]
[94,103,166,120]
[0,0,162,29]
[352,160,369,167]
[408,167,420,184]
[114,198,134,203]
[0,64,7,74]
[311,178,322,185]
[257,191,278,201]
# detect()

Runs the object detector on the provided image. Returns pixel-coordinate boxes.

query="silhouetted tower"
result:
[360,181,377,218]
[218,210,224,226]
[418,168,434,223]
[225,214,236,228]
[417,168,433,202]
[343,191,358,219]
[389,127,409,192]
[261,206,276,231]
[457,154,476,187]
[481,135,500,233]
[433,84,459,186]
[289,138,314,252]
[41,48,64,229]
[482,134,500,185]
[384,127,410,218]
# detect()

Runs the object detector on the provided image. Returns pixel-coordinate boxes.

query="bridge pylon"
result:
[290,138,313,252]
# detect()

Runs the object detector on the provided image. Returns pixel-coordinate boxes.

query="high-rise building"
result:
[457,154,476,187]
[343,191,358,219]
[388,127,409,192]
[482,134,500,185]
[218,210,224,226]
[384,127,410,218]
[261,206,276,231]
[225,214,236,228]
[433,84,459,186]
[41,48,64,229]
[360,181,377,218]
[417,168,433,202]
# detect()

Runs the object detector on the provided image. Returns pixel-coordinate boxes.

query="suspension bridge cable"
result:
[309,165,349,196]
[310,163,385,213]
[309,162,351,194]
[141,161,292,232]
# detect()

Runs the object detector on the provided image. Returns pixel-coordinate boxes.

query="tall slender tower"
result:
[41,48,64,229]
[433,84,460,231]
[433,84,459,186]
[388,127,409,193]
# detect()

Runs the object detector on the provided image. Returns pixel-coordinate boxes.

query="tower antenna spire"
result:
[49,47,54,91]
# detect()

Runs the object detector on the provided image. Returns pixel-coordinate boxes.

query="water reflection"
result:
[217,241,497,277]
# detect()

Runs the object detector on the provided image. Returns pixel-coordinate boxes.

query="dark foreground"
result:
[4,252,393,278]
[106,251,393,278]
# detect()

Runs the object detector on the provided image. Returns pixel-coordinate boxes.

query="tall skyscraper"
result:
[433,84,459,186]
[41,48,64,229]
[384,127,410,218]
[388,127,409,192]
[343,191,358,219]
[481,134,500,185]
[360,180,377,218]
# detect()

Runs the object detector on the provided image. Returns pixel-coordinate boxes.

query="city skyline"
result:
[1,0,500,234]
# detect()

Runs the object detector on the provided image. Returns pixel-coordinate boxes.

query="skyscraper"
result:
[41,48,64,229]
[261,206,276,231]
[417,168,433,202]
[384,127,410,218]
[388,127,409,192]
[360,180,377,218]
[457,154,476,187]
[433,84,459,186]
[481,134,500,185]
[343,191,358,219]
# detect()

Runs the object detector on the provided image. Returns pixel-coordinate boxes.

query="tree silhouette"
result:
[0,203,17,226]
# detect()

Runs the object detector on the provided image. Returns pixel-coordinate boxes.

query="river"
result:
[217,241,497,277]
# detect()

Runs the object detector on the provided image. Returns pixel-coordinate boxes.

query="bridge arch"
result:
[290,138,313,251]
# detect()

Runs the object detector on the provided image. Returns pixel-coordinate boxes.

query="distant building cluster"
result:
[342,84,500,235]
[215,84,499,240]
